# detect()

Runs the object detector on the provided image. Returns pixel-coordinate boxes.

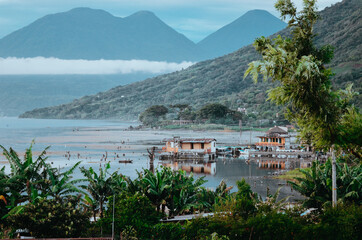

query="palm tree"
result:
[289,161,332,208]
[0,143,49,204]
[176,171,206,215]
[82,194,99,222]
[289,159,361,208]
[164,168,206,216]
[142,168,171,213]
[339,162,362,204]
[123,174,143,195]
[80,163,124,220]
[44,161,84,201]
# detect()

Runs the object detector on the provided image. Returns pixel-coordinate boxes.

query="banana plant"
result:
[80,163,123,220]
[45,161,85,201]
[142,168,171,213]
[0,143,49,205]
[289,159,362,208]
[164,167,207,216]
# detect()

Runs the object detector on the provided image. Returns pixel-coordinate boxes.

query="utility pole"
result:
[332,145,337,207]
[112,194,115,239]
[239,120,242,145]
[249,126,252,146]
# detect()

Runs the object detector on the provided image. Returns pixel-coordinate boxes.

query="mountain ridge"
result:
[20,0,361,120]
[0,7,286,62]
[197,9,287,59]
[0,7,201,62]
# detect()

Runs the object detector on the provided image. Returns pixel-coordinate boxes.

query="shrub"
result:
[311,204,362,240]
[246,211,301,240]
[151,223,184,240]
[6,196,90,238]
[102,193,163,239]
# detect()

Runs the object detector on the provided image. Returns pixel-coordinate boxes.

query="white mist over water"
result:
[0,57,194,75]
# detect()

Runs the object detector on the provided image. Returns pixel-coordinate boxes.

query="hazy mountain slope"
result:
[0,8,290,117]
[20,45,270,119]
[0,8,201,62]
[198,10,287,59]
[21,0,361,120]
[0,73,153,116]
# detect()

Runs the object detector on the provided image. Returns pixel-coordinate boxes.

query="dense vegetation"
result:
[0,144,360,239]
[138,103,247,127]
[21,0,361,121]
[245,0,361,157]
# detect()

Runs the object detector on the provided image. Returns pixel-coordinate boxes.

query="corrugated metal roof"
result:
[266,126,288,134]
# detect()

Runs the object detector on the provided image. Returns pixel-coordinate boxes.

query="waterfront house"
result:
[161,137,217,159]
[255,126,290,151]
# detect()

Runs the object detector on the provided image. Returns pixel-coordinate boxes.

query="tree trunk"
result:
[100,199,104,218]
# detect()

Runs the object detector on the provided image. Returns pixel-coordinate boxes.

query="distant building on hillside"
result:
[255,126,290,151]
[237,107,248,114]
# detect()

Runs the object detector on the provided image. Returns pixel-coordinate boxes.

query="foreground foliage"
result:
[245,0,361,157]
[289,159,362,208]
[5,196,90,238]
[0,142,360,239]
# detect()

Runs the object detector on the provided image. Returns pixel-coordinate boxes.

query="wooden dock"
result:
[248,151,324,169]
[249,151,315,158]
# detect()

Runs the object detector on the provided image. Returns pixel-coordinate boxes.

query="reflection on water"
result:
[166,158,302,201]
[0,117,302,201]
[162,160,217,175]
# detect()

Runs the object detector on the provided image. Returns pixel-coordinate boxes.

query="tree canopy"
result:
[197,103,230,120]
[139,105,169,126]
[245,0,361,158]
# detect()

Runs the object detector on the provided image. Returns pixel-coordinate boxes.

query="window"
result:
[201,143,205,149]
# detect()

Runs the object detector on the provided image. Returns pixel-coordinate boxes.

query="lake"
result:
[0,117,301,201]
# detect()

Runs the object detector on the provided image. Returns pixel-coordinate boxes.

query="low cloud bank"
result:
[0,57,194,75]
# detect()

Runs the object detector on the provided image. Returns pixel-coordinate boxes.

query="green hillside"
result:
[21,0,361,120]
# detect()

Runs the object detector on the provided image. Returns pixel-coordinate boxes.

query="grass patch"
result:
[274,168,306,182]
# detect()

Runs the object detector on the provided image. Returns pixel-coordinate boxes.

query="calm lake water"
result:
[0,117,301,201]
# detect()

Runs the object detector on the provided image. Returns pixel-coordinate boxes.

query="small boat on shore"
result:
[118,159,133,164]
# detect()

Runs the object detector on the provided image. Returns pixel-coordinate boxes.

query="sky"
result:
[0,0,342,43]
[0,0,342,75]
